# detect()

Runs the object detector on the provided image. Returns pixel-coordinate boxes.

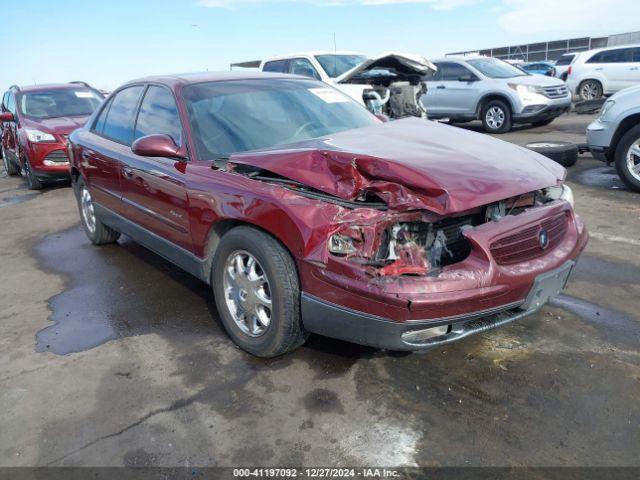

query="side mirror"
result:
[375,113,390,123]
[458,74,478,83]
[131,134,186,160]
[0,112,14,122]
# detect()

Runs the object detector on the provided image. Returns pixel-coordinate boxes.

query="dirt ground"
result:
[0,112,638,468]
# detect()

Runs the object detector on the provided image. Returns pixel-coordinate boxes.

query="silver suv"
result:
[423,57,572,133]
[586,84,640,192]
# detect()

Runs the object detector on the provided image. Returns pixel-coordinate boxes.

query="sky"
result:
[2,0,638,93]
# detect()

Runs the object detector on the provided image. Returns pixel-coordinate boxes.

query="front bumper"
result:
[302,260,575,351]
[513,103,571,123]
[299,201,588,351]
[23,140,70,177]
[586,119,615,163]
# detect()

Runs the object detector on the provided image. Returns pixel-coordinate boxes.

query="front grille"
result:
[490,212,568,265]
[542,85,569,99]
[44,150,68,163]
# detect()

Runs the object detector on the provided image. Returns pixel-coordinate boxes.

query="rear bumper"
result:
[302,260,576,351]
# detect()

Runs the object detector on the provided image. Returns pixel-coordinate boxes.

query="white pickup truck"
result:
[232,51,436,119]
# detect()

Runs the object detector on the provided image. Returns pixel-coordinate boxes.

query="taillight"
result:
[567,66,572,76]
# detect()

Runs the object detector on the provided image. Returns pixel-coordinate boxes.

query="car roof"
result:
[580,43,640,55]
[263,51,365,61]
[12,83,95,93]
[120,71,312,89]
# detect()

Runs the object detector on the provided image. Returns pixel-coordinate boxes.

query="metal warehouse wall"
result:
[447,30,640,61]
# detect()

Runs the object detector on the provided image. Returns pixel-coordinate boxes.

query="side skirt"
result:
[94,203,210,284]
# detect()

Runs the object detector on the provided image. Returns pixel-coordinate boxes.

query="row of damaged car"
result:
[232,51,573,133]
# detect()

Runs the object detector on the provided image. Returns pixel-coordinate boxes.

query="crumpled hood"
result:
[23,115,89,136]
[336,52,436,84]
[230,118,565,214]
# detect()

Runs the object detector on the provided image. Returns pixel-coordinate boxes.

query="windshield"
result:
[315,54,368,78]
[19,88,103,119]
[467,58,529,79]
[183,79,379,159]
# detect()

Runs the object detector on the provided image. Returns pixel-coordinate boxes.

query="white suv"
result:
[566,45,640,101]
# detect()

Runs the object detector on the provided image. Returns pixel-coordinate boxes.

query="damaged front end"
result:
[325,188,564,279]
[336,53,436,119]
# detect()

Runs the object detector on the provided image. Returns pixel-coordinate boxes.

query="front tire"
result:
[212,226,308,357]
[2,147,20,176]
[23,158,43,190]
[481,99,512,134]
[614,124,640,192]
[75,177,120,244]
[578,80,603,101]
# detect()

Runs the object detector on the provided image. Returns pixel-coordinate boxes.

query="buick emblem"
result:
[539,229,549,249]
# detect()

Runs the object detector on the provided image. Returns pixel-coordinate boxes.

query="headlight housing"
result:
[509,83,538,94]
[545,184,574,207]
[25,129,56,143]
[328,233,358,255]
[598,100,615,121]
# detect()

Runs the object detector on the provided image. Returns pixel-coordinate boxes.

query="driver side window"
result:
[288,58,321,80]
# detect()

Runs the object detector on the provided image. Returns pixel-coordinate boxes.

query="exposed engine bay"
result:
[339,54,434,119]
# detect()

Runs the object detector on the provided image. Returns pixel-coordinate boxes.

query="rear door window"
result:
[438,62,473,81]
[263,60,288,73]
[101,86,144,145]
[588,48,633,63]
[134,86,182,145]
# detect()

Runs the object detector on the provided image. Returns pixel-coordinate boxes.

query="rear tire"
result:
[525,141,579,167]
[578,80,603,101]
[614,124,640,192]
[212,226,308,357]
[23,158,43,190]
[75,177,120,245]
[481,99,512,134]
[1,147,20,176]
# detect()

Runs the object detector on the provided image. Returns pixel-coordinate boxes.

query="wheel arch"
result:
[475,93,514,119]
[611,114,640,160]
[201,216,304,284]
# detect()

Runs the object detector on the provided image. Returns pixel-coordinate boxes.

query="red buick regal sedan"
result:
[67,72,588,357]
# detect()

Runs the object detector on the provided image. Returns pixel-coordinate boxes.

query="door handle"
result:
[436,85,446,89]
[122,166,134,178]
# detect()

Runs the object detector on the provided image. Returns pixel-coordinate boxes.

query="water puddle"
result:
[34,226,219,355]
[0,192,39,208]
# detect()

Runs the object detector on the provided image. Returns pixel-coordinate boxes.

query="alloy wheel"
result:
[80,186,97,234]
[581,81,600,100]
[486,106,505,130]
[223,250,272,337]
[625,140,640,182]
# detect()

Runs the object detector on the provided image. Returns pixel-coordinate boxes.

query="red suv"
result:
[68,72,588,357]
[1,82,103,189]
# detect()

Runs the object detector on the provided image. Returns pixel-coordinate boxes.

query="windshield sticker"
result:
[309,88,349,104]
[74,91,94,98]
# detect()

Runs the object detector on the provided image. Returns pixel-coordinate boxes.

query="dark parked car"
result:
[1,82,103,189]
[68,72,588,357]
